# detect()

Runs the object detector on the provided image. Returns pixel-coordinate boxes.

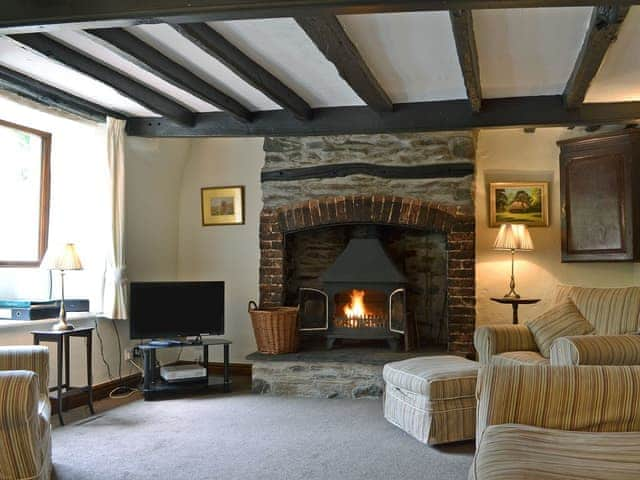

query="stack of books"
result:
[0,299,89,320]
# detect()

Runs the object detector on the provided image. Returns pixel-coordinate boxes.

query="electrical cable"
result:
[94,317,114,380]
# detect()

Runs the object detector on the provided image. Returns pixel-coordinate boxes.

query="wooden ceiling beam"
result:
[87,28,253,122]
[0,65,126,122]
[563,5,630,109]
[449,9,482,112]
[3,1,640,34]
[9,33,195,126]
[295,16,392,112]
[172,23,311,120]
[126,95,640,137]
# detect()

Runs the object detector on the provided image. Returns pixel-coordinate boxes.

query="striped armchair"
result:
[0,346,51,480]
[475,285,640,366]
[470,365,640,480]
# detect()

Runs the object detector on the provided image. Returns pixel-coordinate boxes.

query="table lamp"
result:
[493,224,533,298]
[45,243,83,331]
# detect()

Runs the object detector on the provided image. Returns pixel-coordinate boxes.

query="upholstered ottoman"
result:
[383,355,479,445]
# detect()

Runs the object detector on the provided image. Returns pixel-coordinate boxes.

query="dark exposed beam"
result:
[4,1,639,34]
[126,95,640,137]
[563,5,630,109]
[86,28,252,121]
[172,23,311,120]
[0,65,126,122]
[295,16,392,112]
[262,162,473,182]
[449,9,482,112]
[10,33,195,126]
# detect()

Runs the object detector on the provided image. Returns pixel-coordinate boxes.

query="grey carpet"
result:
[52,392,474,480]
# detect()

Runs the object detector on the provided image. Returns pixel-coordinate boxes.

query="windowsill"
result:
[0,312,98,330]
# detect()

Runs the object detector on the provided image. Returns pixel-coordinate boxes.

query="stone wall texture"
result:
[262,133,475,210]
[260,132,476,356]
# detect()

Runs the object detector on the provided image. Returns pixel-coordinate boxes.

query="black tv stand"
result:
[139,338,232,400]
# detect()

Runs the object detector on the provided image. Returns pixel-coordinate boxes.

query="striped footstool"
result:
[383,355,479,445]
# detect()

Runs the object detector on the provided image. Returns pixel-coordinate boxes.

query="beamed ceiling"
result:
[0,1,640,136]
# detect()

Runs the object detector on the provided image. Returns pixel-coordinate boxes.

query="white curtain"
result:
[103,118,128,319]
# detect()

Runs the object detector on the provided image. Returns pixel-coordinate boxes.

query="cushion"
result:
[553,285,640,335]
[382,355,478,399]
[526,299,594,357]
[491,351,549,366]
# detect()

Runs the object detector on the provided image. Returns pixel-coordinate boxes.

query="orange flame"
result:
[344,290,367,319]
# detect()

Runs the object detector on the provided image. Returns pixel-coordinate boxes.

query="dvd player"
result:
[159,365,207,383]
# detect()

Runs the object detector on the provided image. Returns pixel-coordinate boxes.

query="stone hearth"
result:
[248,343,447,399]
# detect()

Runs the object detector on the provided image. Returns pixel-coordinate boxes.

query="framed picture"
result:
[489,182,549,227]
[201,186,245,226]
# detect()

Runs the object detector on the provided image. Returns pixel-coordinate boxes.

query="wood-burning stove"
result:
[298,233,407,350]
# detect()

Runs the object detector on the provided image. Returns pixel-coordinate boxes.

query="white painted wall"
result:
[475,128,640,327]
[125,136,191,282]
[177,138,264,363]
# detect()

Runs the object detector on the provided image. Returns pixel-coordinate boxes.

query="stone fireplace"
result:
[258,132,476,357]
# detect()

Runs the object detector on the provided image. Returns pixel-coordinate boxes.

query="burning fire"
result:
[344,290,368,319]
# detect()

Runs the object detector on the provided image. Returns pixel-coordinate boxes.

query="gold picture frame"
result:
[201,186,245,226]
[489,182,549,227]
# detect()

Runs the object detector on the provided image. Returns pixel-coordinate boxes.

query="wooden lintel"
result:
[87,28,252,122]
[449,9,482,112]
[261,162,474,182]
[10,33,195,126]
[563,5,630,109]
[126,96,640,137]
[295,16,392,112]
[172,23,312,120]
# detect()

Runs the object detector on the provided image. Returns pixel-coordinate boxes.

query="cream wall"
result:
[475,128,640,327]
[177,138,264,363]
[125,136,191,282]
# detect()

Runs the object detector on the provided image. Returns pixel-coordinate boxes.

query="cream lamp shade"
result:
[493,224,534,251]
[44,243,83,271]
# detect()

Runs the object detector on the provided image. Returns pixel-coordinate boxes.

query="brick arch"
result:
[259,195,475,356]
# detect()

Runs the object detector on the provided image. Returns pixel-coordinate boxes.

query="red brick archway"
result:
[259,195,475,356]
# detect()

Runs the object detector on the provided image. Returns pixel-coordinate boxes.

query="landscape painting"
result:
[201,186,245,226]
[489,182,549,227]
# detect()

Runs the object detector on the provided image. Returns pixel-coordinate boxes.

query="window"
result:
[0,119,51,266]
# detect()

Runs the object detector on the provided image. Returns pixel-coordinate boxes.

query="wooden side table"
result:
[32,327,95,425]
[490,297,541,325]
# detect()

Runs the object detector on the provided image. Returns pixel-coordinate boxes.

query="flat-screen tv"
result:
[129,281,224,339]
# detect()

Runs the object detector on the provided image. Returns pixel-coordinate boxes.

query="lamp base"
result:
[51,320,74,331]
[51,304,74,331]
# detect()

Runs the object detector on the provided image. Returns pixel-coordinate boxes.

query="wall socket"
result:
[126,346,143,360]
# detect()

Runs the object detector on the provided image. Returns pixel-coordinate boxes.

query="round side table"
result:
[490,297,541,325]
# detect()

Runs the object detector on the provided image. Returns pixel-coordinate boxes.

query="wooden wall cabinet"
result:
[558,130,640,262]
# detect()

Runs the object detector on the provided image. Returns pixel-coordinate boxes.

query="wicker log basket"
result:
[249,301,300,354]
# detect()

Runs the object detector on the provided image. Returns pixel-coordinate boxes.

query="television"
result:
[129,281,224,339]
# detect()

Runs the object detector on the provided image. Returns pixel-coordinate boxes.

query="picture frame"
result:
[201,186,245,226]
[489,182,549,227]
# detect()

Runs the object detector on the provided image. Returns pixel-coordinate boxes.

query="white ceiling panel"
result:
[474,7,592,98]
[338,12,467,103]
[47,30,217,112]
[129,23,280,111]
[0,37,156,117]
[585,6,640,103]
[209,18,364,108]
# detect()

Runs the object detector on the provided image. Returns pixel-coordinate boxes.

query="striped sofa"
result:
[470,365,640,480]
[0,346,51,480]
[475,285,640,366]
